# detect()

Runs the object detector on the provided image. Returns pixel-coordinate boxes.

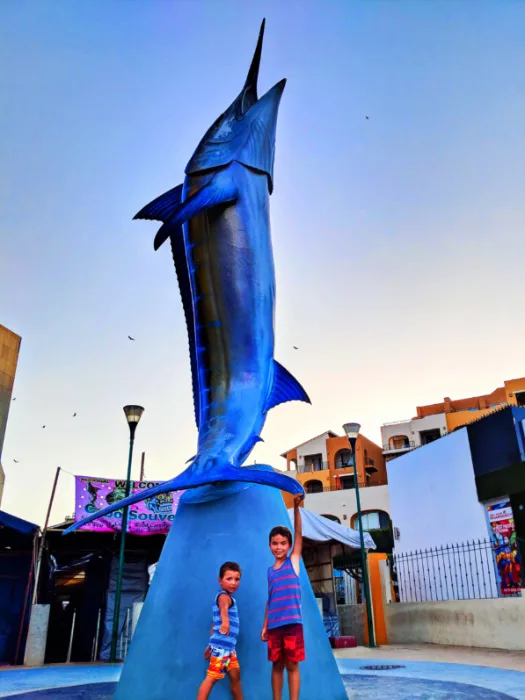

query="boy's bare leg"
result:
[197,676,216,700]
[286,663,300,700]
[271,660,285,700]
[229,668,243,700]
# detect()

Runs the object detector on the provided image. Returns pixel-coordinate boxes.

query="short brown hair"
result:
[269,526,293,546]
[219,561,242,578]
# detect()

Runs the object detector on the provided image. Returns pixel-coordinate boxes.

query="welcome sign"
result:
[74,475,184,535]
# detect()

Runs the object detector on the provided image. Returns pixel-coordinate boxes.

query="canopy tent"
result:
[0,510,39,665]
[286,507,376,550]
[0,510,38,537]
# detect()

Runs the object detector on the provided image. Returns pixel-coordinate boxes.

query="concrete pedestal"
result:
[115,484,347,699]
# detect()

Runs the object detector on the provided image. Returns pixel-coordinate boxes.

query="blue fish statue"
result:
[64,20,308,536]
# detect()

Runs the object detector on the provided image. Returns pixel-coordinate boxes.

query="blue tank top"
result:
[267,557,302,630]
[209,589,239,652]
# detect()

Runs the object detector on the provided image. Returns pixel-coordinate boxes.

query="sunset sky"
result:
[1,0,524,524]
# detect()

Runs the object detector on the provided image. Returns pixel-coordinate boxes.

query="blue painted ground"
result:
[0,659,524,699]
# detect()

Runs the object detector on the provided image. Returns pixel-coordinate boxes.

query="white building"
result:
[381,413,447,461]
[303,484,391,530]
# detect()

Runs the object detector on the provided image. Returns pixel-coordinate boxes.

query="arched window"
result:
[321,514,341,524]
[352,510,390,531]
[304,479,323,494]
[388,435,410,450]
[335,449,353,469]
[289,459,297,470]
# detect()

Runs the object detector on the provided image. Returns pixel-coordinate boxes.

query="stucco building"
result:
[280,429,390,530]
[0,324,21,506]
[381,376,525,462]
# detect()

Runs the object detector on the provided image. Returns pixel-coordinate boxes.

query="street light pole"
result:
[343,422,376,648]
[110,405,144,663]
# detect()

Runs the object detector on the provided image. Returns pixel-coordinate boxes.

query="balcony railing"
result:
[303,479,388,494]
[383,441,415,453]
[297,461,330,474]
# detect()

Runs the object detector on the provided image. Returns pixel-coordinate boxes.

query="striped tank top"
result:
[267,557,302,630]
[209,589,239,652]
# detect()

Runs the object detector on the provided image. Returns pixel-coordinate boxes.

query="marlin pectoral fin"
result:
[133,184,183,222]
[265,360,311,412]
[154,170,239,250]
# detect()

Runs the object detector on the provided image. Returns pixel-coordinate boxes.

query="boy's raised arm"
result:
[290,494,304,574]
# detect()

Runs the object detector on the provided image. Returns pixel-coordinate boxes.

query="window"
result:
[389,435,410,450]
[304,479,323,494]
[419,428,441,445]
[335,449,353,469]
[355,510,390,531]
[340,475,355,490]
[516,392,525,407]
[304,454,324,472]
[321,514,341,524]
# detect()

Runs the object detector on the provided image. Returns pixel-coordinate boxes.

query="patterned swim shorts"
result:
[267,623,305,664]
[207,648,240,680]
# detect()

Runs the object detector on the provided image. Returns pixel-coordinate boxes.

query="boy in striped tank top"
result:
[261,494,305,700]
[197,562,243,700]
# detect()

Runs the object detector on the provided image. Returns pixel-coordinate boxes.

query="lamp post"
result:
[343,422,376,648]
[110,405,145,662]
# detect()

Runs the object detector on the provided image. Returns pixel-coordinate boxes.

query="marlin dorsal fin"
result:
[265,360,311,412]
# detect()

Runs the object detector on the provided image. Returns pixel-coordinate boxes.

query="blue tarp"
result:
[0,510,38,536]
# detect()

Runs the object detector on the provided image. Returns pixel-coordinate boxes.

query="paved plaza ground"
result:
[1,645,524,698]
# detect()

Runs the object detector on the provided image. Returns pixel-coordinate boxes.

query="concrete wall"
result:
[385,597,525,651]
[338,604,365,644]
[387,428,489,554]
[304,484,391,525]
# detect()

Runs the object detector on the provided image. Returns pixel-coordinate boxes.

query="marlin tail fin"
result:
[63,463,303,535]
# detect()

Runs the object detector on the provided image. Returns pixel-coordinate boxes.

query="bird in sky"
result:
[73,413,77,417]
[128,335,135,341]
[293,346,299,350]
[366,116,369,120]
[12,397,16,401]
[42,425,46,429]
[13,459,19,463]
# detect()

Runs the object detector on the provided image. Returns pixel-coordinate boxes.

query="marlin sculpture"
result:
[64,20,308,536]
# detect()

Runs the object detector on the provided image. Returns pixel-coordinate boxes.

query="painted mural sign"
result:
[74,475,184,535]
[486,500,521,596]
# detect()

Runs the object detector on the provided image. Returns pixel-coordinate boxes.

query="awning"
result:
[287,507,376,550]
[0,510,39,536]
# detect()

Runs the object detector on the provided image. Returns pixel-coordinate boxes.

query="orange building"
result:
[281,429,386,495]
[382,376,525,461]
[417,377,525,432]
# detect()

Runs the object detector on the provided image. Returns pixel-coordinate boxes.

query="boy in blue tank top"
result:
[261,494,304,700]
[197,561,243,700]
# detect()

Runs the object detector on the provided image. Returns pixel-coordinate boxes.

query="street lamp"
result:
[110,405,145,662]
[342,422,376,648]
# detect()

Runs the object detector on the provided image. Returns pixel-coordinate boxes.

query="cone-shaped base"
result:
[115,484,347,699]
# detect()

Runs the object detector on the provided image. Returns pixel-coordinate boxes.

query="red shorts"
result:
[267,623,305,664]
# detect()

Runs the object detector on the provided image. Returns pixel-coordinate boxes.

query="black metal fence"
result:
[392,539,521,602]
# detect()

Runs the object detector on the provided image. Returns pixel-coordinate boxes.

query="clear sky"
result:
[1,0,524,525]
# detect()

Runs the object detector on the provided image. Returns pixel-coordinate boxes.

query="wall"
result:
[295,434,331,491]
[467,406,524,477]
[446,407,500,432]
[303,485,391,526]
[385,597,525,651]
[338,604,364,644]
[386,428,489,554]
